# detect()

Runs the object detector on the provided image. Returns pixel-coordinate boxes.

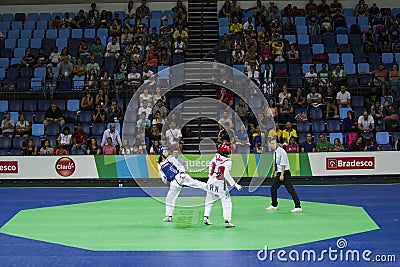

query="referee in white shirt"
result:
[266,138,302,213]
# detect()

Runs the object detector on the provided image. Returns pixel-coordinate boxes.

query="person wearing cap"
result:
[158,145,207,222]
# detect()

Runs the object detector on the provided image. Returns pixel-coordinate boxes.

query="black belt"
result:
[276,170,290,174]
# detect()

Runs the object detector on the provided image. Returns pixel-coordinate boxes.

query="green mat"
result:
[0,196,379,251]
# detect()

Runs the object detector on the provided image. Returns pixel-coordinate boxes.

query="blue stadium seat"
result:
[295,17,306,26]
[14,13,25,22]
[72,77,85,90]
[58,29,70,38]
[27,13,39,21]
[219,27,229,36]
[79,111,92,123]
[302,64,313,74]
[351,96,365,108]
[311,120,325,133]
[346,17,357,26]
[12,136,25,149]
[376,132,390,145]
[30,78,43,91]
[296,26,307,35]
[0,22,10,32]
[30,38,42,49]
[13,48,25,58]
[382,53,393,64]
[23,100,37,112]
[312,44,324,55]
[17,39,29,49]
[150,19,161,28]
[36,21,48,30]
[309,108,323,121]
[336,34,348,45]
[46,29,57,39]
[97,28,108,38]
[52,12,63,20]
[11,58,22,66]
[39,13,51,21]
[344,63,356,75]
[31,124,45,137]
[288,64,300,75]
[67,99,80,112]
[151,10,163,19]
[0,59,8,69]
[34,29,45,39]
[7,30,19,40]
[328,53,340,65]
[11,21,23,30]
[163,10,174,17]
[84,29,96,39]
[310,34,323,44]
[56,38,68,49]
[285,35,296,44]
[0,101,8,112]
[91,123,105,136]
[71,29,82,38]
[37,100,51,112]
[34,112,46,123]
[20,29,32,39]
[341,53,353,64]
[297,121,310,133]
[358,16,368,25]
[340,108,352,120]
[327,120,341,132]
[20,67,32,79]
[357,63,370,73]
[219,18,229,27]
[45,123,60,136]
[297,35,309,45]
[233,64,245,75]
[0,68,5,79]
[0,137,11,150]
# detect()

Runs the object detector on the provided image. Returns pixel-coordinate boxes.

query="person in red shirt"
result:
[305,0,318,15]
[103,137,117,154]
[217,87,233,109]
[71,123,88,155]
[330,0,343,14]
[55,144,69,155]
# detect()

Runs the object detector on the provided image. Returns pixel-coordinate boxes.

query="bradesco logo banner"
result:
[0,161,18,174]
[326,157,375,170]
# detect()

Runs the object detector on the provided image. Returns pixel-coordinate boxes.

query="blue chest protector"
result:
[161,160,179,181]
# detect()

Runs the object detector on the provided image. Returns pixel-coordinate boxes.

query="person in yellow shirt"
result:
[229,17,243,35]
[268,122,282,141]
[281,121,297,144]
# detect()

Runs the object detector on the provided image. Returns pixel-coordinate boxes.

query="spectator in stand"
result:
[146,43,159,68]
[86,10,99,29]
[383,97,399,123]
[98,10,110,29]
[173,25,189,47]
[324,86,339,118]
[277,85,291,105]
[294,88,307,108]
[106,100,123,123]
[85,69,98,91]
[331,64,346,89]
[174,8,188,30]
[265,98,278,122]
[317,63,332,88]
[305,0,318,15]
[232,44,245,64]
[358,111,375,136]
[235,99,249,126]
[336,85,351,108]
[330,0,343,14]
[49,46,61,67]
[40,139,54,156]
[92,104,105,124]
[320,10,333,33]
[86,55,100,76]
[57,55,73,90]
[218,110,233,130]
[370,100,384,125]
[51,15,61,29]
[61,12,73,29]
[230,6,244,24]
[363,64,390,96]
[307,86,323,107]
[365,137,380,151]
[268,5,281,22]
[136,0,150,19]
[365,85,381,110]
[283,18,296,35]
[251,125,265,148]
[56,144,69,155]
[235,124,250,153]
[268,122,282,142]
[332,8,346,30]
[286,136,300,153]
[165,122,183,151]
[120,139,133,155]
[44,102,65,127]
[318,0,330,15]
[153,87,166,104]
[57,126,72,152]
[316,134,332,152]
[301,132,317,152]
[148,124,161,146]
[60,48,71,62]
[21,48,36,67]
[203,39,230,65]
[343,110,357,132]
[73,57,87,78]
[287,44,300,63]
[217,87,234,109]
[248,64,260,86]
[261,63,275,96]
[103,137,117,155]
[121,28,134,48]
[219,0,232,18]
[23,139,38,156]
[138,100,152,119]
[95,88,110,110]
[354,0,369,18]
[1,112,14,137]
[92,38,105,58]
[152,99,168,119]
[160,19,174,39]
[378,28,390,52]
[127,1,135,19]
[72,10,87,29]
[71,123,88,154]
[305,65,318,88]
[113,66,126,98]
[137,111,151,133]
[279,98,294,123]
[282,122,298,144]
[283,4,294,18]
[159,47,171,66]
[15,114,30,138]
[105,37,120,58]
[127,65,141,92]
[369,3,381,24]
[142,65,155,85]
[35,48,49,67]
[101,123,122,153]
[389,64,400,99]
[331,137,345,151]
[349,136,364,151]
[152,111,165,132]
[307,9,320,35]
[131,46,144,66]
[87,138,102,155]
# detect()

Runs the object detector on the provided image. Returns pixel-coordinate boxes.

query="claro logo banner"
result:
[0,161,18,173]
[326,157,375,170]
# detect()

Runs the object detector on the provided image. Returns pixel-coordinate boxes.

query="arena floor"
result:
[0,184,399,267]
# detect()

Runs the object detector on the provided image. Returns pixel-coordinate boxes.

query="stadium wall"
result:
[0,152,399,179]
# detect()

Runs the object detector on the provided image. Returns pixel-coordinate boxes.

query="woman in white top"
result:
[278,85,291,105]
[152,86,167,104]
[57,126,72,151]
[140,88,153,107]
[15,114,30,138]
[120,139,133,155]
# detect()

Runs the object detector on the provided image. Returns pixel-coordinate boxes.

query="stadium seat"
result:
[30,78,43,91]
[0,68,5,79]
[328,53,340,65]
[97,28,108,38]
[312,44,324,55]
[56,38,68,49]
[67,99,80,112]
[21,29,32,39]
[13,48,25,58]
[346,17,357,26]
[310,34,322,44]
[11,22,23,30]
[23,100,37,112]
[382,53,393,64]
[329,133,343,145]
[46,29,57,39]
[34,29,45,39]
[309,108,323,121]
[219,27,229,36]
[71,29,82,38]
[296,121,310,133]
[342,53,353,64]
[376,132,390,145]
[92,123,105,136]
[344,63,356,75]
[151,10,163,19]
[380,144,392,151]
[5,39,16,49]
[39,13,51,21]
[357,63,370,73]
[297,35,309,45]
[0,101,8,112]
[36,21,48,30]
[288,64,300,75]
[18,39,30,49]
[59,29,70,39]
[84,29,96,39]
[285,35,296,44]
[337,34,348,45]
[72,77,85,90]
[296,26,307,35]
[31,124,45,137]
[30,38,42,49]
[7,30,20,40]
[351,96,365,108]
[327,120,341,132]
[311,120,325,133]
[12,136,25,149]
[0,58,8,69]
[79,111,92,123]
[0,22,10,32]
[0,137,11,150]
[45,123,60,136]
[27,13,39,21]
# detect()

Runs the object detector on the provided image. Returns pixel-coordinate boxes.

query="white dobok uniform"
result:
[158,156,207,217]
[204,153,236,221]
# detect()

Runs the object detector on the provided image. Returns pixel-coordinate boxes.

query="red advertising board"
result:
[0,161,18,173]
[326,157,375,170]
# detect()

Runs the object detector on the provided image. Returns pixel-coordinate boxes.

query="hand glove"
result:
[234,183,242,191]
[161,175,167,184]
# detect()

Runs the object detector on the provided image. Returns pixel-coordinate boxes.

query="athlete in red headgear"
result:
[203,141,242,228]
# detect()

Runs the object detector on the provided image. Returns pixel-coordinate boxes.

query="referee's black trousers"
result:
[271,170,301,208]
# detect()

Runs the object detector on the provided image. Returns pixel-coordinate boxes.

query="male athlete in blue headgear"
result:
[158,145,207,222]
